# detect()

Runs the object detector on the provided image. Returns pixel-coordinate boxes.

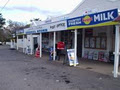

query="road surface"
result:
[0,45,120,90]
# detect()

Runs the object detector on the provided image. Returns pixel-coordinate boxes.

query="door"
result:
[33,37,38,53]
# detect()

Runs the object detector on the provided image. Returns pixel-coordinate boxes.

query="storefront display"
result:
[84,51,89,58]
[85,37,90,48]
[104,52,109,62]
[88,51,94,60]
[90,37,95,48]
[93,51,98,60]
[84,36,107,50]
[96,37,101,48]
[101,37,106,49]
[98,52,104,61]
[84,50,109,62]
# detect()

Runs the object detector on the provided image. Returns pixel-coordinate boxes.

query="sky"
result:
[0,0,82,24]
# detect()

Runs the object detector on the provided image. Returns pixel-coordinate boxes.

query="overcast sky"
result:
[0,0,82,24]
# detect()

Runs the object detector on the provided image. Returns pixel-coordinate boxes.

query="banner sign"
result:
[67,9,119,29]
[67,49,79,66]
[26,30,36,34]
[37,29,48,33]
[16,29,24,35]
[25,29,48,34]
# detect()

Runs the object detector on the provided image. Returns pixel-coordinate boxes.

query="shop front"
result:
[67,8,120,77]
[83,26,114,62]
[16,7,120,77]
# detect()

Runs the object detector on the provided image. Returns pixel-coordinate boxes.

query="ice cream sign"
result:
[67,9,119,29]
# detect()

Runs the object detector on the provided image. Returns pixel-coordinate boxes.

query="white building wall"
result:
[69,0,120,18]
[18,39,23,48]
[51,0,120,21]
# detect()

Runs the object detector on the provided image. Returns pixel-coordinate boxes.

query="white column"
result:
[30,34,33,55]
[10,39,13,49]
[114,25,120,78]
[17,36,18,50]
[23,35,25,53]
[53,32,56,61]
[82,29,85,57]
[39,33,42,57]
[13,39,15,48]
[74,29,77,66]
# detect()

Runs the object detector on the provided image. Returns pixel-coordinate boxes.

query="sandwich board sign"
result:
[67,49,79,66]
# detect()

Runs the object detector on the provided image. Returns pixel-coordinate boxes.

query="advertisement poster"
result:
[84,51,89,59]
[98,52,104,61]
[96,37,101,48]
[90,37,95,48]
[88,51,93,60]
[101,38,106,49]
[93,51,98,60]
[104,52,109,62]
[85,37,90,48]
[67,49,79,66]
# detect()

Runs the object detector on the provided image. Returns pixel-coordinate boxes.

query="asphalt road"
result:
[0,45,120,90]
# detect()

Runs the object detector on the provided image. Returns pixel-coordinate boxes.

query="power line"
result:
[0,0,10,12]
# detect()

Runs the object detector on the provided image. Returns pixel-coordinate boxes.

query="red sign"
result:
[57,42,65,50]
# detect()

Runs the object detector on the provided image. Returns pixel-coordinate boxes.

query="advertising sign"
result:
[26,30,36,34]
[67,9,119,29]
[67,49,79,66]
[16,29,24,35]
[37,29,48,33]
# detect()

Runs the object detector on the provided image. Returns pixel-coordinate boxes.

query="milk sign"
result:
[67,9,118,29]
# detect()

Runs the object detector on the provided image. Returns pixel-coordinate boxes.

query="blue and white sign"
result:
[67,49,79,66]
[67,9,119,29]
[16,29,24,35]
[37,29,48,33]
[26,31,36,34]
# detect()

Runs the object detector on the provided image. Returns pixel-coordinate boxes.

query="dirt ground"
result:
[0,45,120,90]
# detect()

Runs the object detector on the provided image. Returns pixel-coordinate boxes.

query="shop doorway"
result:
[33,37,38,53]
[77,29,83,57]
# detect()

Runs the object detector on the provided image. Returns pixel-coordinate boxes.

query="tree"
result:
[0,13,5,41]
[4,20,30,42]
[0,13,5,29]
[7,20,25,33]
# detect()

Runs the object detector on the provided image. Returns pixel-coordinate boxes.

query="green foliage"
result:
[0,13,5,29]
[0,13,5,41]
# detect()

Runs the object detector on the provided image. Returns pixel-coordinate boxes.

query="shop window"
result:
[61,31,73,49]
[85,28,93,36]
[84,36,107,50]
[101,37,107,49]
[96,37,101,48]
[89,37,95,48]
[85,37,90,48]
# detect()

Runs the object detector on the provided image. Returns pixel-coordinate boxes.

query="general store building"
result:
[16,0,120,77]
